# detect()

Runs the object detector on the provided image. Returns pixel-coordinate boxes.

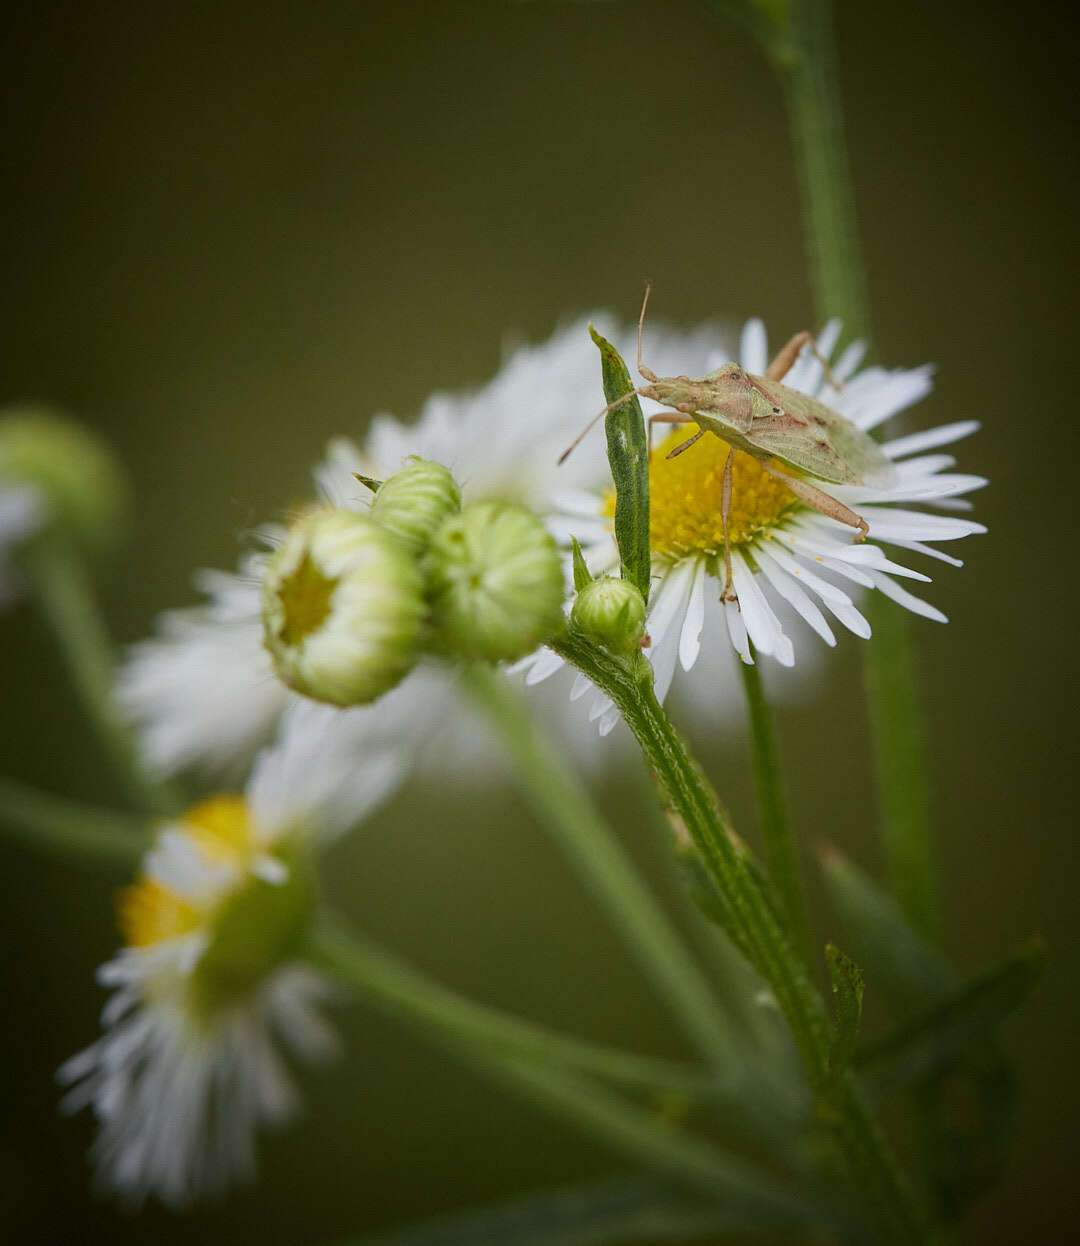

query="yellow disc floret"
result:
[117,795,255,949]
[604,432,799,568]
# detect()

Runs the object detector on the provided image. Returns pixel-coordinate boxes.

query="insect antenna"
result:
[557,390,640,465]
[637,282,659,383]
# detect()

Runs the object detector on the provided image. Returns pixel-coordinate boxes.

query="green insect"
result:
[561,286,897,601]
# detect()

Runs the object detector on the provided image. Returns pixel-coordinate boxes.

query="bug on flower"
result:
[561,286,898,601]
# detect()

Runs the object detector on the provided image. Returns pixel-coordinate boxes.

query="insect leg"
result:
[647,411,693,454]
[558,390,640,465]
[666,428,705,459]
[757,460,869,540]
[720,446,737,601]
[764,331,843,391]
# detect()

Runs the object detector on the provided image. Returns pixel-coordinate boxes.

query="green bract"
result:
[0,405,128,553]
[262,507,425,706]
[370,457,462,554]
[571,576,646,654]
[189,841,317,1021]
[425,501,565,662]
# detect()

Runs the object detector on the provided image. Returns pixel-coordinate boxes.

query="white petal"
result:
[882,421,980,460]
[830,339,866,385]
[646,560,697,703]
[766,542,871,637]
[755,548,836,646]
[855,507,987,543]
[569,671,593,701]
[524,647,565,686]
[739,319,768,376]
[730,554,794,665]
[678,558,707,672]
[723,599,752,664]
[869,571,948,623]
[886,539,963,568]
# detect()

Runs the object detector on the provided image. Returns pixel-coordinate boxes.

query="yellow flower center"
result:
[604,432,799,567]
[118,794,255,948]
[279,550,337,646]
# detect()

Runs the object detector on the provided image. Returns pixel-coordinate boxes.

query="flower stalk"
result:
[552,629,930,1243]
[306,914,819,1231]
[19,534,172,815]
[0,776,146,867]
[738,652,812,963]
[460,661,738,1067]
[752,0,942,943]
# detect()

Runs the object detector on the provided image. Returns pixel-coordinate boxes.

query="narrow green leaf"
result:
[588,326,650,604]
[857,940,1045,1101]
[826,944,864,1077]
[570,536,593,592]
[821,848,1037,1216]
[342,1176,771,1246]
[819,845,952,1017]
[353,472,383,493]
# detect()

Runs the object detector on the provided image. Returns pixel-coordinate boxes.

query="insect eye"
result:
[772,407,781,414]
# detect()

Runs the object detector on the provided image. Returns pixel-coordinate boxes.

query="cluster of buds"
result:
[261,458,566,707]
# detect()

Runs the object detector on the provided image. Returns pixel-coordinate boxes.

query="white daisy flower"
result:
[116,552,288,781]
[57,698,406,1206]
[521,319,986,732]
[117,314,728,781]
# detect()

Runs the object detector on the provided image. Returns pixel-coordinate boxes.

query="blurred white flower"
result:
[58,699,403,1206]
[117,313,727,781]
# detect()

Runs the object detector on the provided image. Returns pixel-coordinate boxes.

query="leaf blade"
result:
[589,326,650,604]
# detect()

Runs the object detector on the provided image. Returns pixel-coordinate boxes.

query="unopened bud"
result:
[370,457,462,553]
[571,576,646,653]
[262,508,425,706]
[0,406,128,553]
[426,501,565,662]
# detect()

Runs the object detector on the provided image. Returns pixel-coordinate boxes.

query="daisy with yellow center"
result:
[58,699,408,1206]
[528,318,986,732]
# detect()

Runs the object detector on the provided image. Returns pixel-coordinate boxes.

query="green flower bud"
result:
[370,457,462,553]
[426,501,565,662]
[262,507,425,706]
[0,405,128,553]
[571,576,647,654]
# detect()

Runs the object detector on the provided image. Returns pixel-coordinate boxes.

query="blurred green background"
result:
[1,1,1076,1242]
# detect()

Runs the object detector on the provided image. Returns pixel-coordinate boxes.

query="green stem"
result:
[739,654,812,963]
[307,916,818,1231]
[762,0,941,944]
[20,535,172,815]
[552,632,929,1243]
[0,777,146,867]
[461,662,736,1066]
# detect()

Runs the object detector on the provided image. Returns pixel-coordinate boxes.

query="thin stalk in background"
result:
[553,630,930,1244]
[733,0,942,943]
[739,652,812,963]
[19,535,173,818]
[307,916,820,1234]
[0,777,146,868]
[461,661,738,1066]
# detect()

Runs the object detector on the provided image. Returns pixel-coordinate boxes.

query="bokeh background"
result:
[2,2,1076,1242]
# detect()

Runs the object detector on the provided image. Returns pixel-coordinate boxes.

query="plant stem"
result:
[552,631,930,1243]
[461,662,736,1066]
[20,535,172,815]
[0,777,146,867]
[739,654,811,963]
[307,916,817,1231]
[769,0,941,944]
